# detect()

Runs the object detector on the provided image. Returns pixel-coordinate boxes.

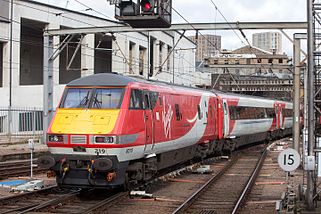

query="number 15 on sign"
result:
[278,148,301,172]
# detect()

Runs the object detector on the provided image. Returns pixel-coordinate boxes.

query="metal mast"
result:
[306,0,321,209]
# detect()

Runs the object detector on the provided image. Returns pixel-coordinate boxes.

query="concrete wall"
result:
[0,0,199,109]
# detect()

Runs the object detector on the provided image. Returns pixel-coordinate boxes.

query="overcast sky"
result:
[37,0,307,56]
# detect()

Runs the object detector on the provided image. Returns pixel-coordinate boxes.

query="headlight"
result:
[48,134,64,142]
[95,136,117,144]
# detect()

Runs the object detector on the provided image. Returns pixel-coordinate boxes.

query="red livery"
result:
[39,73,293,189]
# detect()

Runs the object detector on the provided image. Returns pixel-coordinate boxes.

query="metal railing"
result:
[0,107,44,143]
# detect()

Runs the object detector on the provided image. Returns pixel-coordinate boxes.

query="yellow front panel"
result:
[51,109,120,134]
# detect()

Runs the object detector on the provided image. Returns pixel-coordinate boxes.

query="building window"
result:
[268,59,273,63]
[159,41,164,72]
[167,46,172,71]
[94,34,112,74]
[129,41,136,74]
[149,37,156,77]
[139,46,146,76]
[0,115,5,133]
[0,1,9,22]
[257,59,262,63]
[20,19,46,85]
[59,27,81,84]
[279,59,283,64]
[0,42,3,87]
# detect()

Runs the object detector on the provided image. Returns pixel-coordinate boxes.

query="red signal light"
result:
[143,2,151,10]
[141,0,154,13]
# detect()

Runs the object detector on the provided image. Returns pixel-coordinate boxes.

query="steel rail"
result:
[80,192,128,214]
[171,154,240,214]
[0,186,57,214]
[231,148,268,214]
[17,189,81,214]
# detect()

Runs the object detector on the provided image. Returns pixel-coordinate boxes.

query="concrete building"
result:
[188,34,221,63]
[252,32,282,54]
[202,45,292,100]
[0,0,215,137]
[204,45,291,77]
[0,0,208,109]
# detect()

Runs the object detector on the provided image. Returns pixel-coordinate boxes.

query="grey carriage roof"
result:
[67,73,138,87]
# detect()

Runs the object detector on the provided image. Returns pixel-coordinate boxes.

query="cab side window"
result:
[130,89,144,109]
[149,92,159,109]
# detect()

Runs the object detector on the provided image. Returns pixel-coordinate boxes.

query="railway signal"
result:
[141,0,155,14]
[118,0,138,16]
[115,0,172,28]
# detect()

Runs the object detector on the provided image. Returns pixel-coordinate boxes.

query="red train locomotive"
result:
[39,73,293,189]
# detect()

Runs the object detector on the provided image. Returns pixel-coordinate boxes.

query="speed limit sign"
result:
[278,148,301,172]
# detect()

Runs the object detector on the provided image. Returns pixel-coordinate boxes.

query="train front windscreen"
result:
[60,88,124,109]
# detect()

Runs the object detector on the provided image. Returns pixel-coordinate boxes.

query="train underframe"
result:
[39,128,292,189]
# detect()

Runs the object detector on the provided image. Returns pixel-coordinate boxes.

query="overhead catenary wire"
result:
[0,0,210,84]
[208,0,280,83]
[209,0,246,46]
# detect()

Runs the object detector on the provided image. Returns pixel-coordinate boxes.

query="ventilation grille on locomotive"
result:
[70,135,86,144]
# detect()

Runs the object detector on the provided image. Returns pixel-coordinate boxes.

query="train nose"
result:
[38,156,56,168]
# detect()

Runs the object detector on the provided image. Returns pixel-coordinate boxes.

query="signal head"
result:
[141,0,154,13]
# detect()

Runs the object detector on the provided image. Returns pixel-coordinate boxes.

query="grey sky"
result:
[37,0,307,56]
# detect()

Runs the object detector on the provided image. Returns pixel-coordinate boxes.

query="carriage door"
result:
[222,99,229,137]
[275,103,281,129]
[280,105,284,129]
[143,91,155,153]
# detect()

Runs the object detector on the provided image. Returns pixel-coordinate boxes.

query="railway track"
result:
[239,138,294,213]
[0,144,272,214]
[0,186,128,214]
[89,156,231,214]
[0,186,79,214]
[0,159,46,179]
[172,146,267,214]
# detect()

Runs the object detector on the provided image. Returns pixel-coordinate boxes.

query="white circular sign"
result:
[278,148,301,172]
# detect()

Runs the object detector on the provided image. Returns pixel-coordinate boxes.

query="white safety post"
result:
[318,137,321,177]
[28,139,34,178]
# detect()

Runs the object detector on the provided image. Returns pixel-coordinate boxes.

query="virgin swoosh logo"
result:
[187,114,198,123]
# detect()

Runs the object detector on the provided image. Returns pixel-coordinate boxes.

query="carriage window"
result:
[229,106,272,120]
[92,88,124,109]
[175,104,180,121]
[197,105,202,119]
[61,88,92,108]
[266,108,276,118]
[130,89,144,109]
[284,109,293,117]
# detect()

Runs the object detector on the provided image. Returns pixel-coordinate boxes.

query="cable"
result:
[172,7,220,51]
[208,0,245,45]
[72,0,114,20]
[0,0,205,83]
